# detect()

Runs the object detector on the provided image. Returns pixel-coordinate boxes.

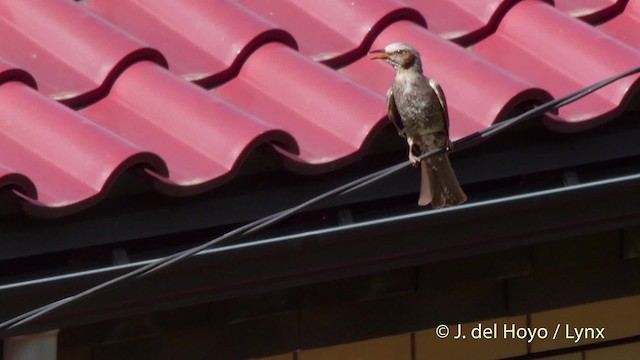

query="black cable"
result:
[455,66,640,151]
[2,66,639,335]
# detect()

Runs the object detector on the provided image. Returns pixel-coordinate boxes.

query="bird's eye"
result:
[395,50,402,54]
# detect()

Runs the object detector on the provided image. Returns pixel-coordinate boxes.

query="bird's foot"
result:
[445,139,453,153]
[409,153,420,167]
[407,138,420,166]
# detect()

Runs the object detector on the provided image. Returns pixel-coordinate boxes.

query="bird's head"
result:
[369,43,422,72]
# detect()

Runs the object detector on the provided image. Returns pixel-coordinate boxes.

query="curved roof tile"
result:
[215,42,388,173]
[0,1,166,105]
[83,0,297,86]
[0,58,37,90]
[406,0,523,44]
[79,61,299,196]
[471,0,640,130]
[554,0,625,23]
[0,81,165,216]
[409,0,625,43]
[236,0,426,67]
[0,165,36,201]
[598,0,640,49]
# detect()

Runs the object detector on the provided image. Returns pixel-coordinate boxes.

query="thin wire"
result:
[456,66,640,150]
[2,66,639,334]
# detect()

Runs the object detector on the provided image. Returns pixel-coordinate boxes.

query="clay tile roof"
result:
[0,0,637,217]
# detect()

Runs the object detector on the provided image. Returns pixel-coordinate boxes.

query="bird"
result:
[370,43,467,208]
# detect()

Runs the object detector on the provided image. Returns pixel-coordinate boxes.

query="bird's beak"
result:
[369,49,389,60]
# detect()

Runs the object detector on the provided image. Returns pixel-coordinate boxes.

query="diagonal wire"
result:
[455,66,640,150]
[1,66,639,334]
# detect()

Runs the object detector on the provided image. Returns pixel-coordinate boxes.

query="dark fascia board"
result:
[2,112,640,261]
[3,169,640,336]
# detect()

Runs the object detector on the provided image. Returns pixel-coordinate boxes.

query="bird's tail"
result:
[418,154,467,208]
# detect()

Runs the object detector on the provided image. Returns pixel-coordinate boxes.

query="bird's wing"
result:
[429,79,449,134]
[386,87,405,137]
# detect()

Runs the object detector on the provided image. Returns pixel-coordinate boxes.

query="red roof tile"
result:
[79,61,298,196]
[0,1,165,105]
[84,0,296,85]
[599,0,640,48]
[471,0,640,130]
[407,0,522,44]
[0,79,164,216]
[0,0,638,216]
[554,0,624,22]
[214,42,386,173]
[235,0,426,66]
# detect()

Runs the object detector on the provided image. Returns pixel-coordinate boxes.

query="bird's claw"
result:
[409,153,420,167]
[445,139,453,153]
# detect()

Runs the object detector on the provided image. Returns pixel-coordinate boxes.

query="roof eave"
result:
[3,170,640,337]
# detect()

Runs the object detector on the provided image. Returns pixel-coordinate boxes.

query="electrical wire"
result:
[1,66,640,335]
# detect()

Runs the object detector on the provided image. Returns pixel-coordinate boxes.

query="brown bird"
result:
[370,43,466,208]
